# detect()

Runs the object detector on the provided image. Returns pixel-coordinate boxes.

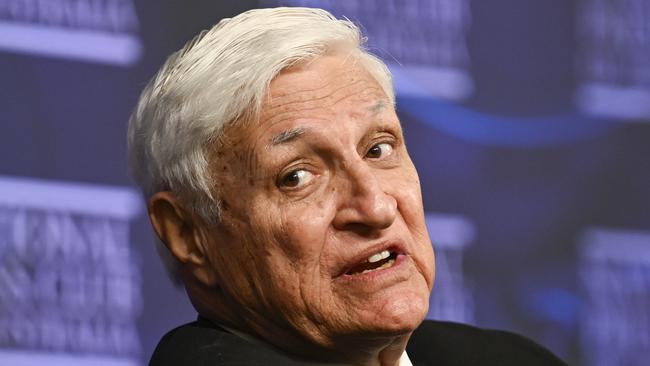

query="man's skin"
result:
[147,52,436,366]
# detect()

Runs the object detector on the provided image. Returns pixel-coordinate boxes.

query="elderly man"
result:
[128,7,567,366]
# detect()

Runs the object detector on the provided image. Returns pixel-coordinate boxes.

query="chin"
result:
[364,286,430,336]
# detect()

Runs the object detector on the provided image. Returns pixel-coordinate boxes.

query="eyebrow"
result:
[269,126,307,146]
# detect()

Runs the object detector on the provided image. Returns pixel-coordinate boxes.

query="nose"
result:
[332,162,397,233]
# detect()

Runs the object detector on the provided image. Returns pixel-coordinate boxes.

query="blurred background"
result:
[1,0,648,365]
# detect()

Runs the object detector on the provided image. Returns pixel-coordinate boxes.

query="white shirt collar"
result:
[399,351,414,366]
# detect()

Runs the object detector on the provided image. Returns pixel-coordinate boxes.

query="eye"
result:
[279,169,314,189]
[366,142,393,159]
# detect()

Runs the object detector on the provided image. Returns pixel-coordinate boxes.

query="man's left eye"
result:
[366,142,393,159]
[279,169,314,189]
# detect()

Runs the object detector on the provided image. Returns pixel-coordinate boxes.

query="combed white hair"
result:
[128,7,394,223]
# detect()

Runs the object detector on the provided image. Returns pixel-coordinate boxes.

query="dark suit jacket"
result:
[149,317,568,365]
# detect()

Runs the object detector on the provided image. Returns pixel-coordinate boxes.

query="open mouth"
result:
[345,250,398,275]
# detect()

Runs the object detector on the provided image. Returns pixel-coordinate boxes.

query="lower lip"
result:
[337,253,409,282]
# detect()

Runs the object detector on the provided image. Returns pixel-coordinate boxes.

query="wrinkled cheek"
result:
[275,206,330,263]
[412,222,435,290]
[273,210,333,306]
[423,244,436,290]
[220,242,261,304]
[213,218,268,305]
[397,184,435,289]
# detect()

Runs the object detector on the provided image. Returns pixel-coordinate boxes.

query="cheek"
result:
[248,201,338,318]
[398,166,426,224]
[394,169,435,286]
[213,198,278,271]
[273,199,334,266]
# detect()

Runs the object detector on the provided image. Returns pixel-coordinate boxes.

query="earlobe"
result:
[148,192,214,283]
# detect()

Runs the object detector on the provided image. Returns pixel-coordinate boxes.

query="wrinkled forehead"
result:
[263,56,390,126]
[223,53,390,143]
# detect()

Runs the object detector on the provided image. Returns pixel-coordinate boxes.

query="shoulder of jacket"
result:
[407,320,569,366]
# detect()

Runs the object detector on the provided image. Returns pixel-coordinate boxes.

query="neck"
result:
[188,283,413,366]
[219,315,411,366]
[328,333,410,366]
[377,337,410,366]
[216,319,411,366]
[201,309,412,365]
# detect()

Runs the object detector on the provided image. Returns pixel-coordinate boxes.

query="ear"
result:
[148,191,217,286]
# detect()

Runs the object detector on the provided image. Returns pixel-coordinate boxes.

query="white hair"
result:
[128,7,394,223]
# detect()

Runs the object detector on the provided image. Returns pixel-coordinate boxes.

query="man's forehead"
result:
[266,99,391,147]
[266,55,383,100]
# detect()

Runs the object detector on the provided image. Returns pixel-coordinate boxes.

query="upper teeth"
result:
[367,250,390,263]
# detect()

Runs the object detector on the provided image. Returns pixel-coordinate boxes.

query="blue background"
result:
[1,1,649,365]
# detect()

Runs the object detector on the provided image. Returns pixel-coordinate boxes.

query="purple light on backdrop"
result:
[575,0,650,121]
[579,228,650,366]
[0,350,139,366]
[0,22,142,66]
[0,0,142,66]
[0,176,144,366]
[0,175,142,218]
[391,65,474,101]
